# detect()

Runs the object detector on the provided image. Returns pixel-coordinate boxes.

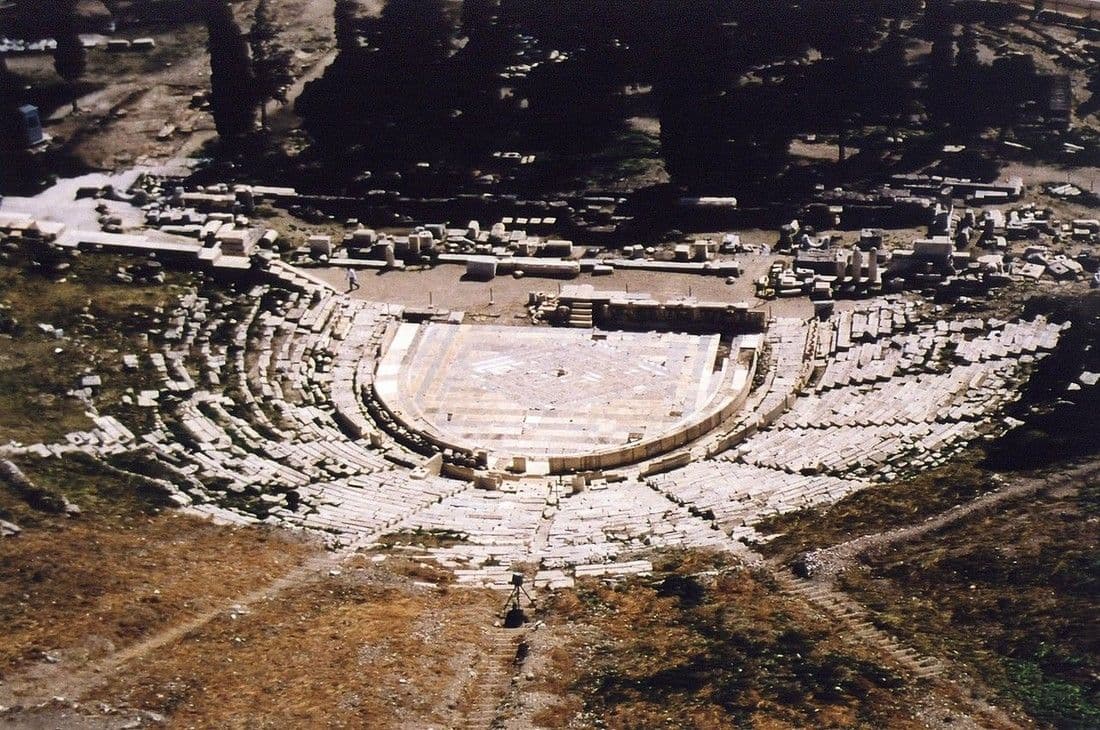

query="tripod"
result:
[503,573,534,628]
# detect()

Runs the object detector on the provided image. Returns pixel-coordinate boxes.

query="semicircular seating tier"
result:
[9,267,1068,588]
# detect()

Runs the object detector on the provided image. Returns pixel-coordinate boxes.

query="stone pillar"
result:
[849,247,863,285]
[571,474,586,494]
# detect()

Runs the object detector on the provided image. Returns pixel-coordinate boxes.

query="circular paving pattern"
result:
[374,323,755,472]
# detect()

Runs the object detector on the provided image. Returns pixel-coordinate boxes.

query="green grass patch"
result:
[1004,659,1100,729]
[0,452,171,528]
[582,130,665,188]
[838,472,1100,727]
[0,254,190,443]
[753,453,998,563]
[0,336,99,442]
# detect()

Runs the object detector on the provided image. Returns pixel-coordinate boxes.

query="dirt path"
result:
[643,460,1084,727]
[597,472,1010,723]
[188,0,339,153]
[756,561,1025,728]
[452,628,528,730]
[37,0,339,169]
[2,465,1076,728]
[171,46,338,160]
[763,568,1027,729]
[796,459,1100,580]
[1007,0,1100,20]
[0,549,346,712]
[749,460,1100,728]
[5,402,1089,725]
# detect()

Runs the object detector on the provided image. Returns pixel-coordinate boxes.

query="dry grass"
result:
[753,454,999,564]
[86,559,503,729]
[0,504,316,673]
[1,443,506,728]
[529,555,926,729]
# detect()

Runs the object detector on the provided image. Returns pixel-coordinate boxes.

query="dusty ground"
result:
[8,0,341,170]
[1,493,1037,730]
[1006,0,1100,20]
[0,523,513,729]
[0,513,313,673]
[81,554,506,729]
[306,224,841,321]
[0,442,514,729]
[312,258,796,320]
[0,497,319,708]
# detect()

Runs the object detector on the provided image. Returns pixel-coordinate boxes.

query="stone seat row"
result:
[394,484,550,581]
[649,460,865,540]
[267,471,468,544]
[540,482,729,569]
[780,359,1029,431]
[829,298,923,353]
[123,280,440,527]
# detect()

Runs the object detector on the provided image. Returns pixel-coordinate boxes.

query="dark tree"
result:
[804,0,882,59]
[249,0,294,130]
[867,20,915,126]
[0,54,12,99]
[950,27,985,138]
[333,0,360,53]
[926,18,956,131]
[653,0,733,189]
[929,26,956,76]
[0,54,17,147]
[812,0,889,154]
[53,0,85,113]
[204,0,255,140]
[449,0,515,156]
[955,26,979,74]
[990,53,1038,138]
[1082,53,1100,119]
[298,0,918,196]
[378,0,453,66]
[519,48,622,154]
[653,0,906,192]
[461,0,496,35]
[299,0,458,173]
[922,0,955,40]
[822,49,867,162]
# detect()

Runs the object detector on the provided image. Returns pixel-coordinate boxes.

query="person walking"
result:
[346,267,360,292]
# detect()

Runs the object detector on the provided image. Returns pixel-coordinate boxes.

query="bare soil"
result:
[12,0,341,170]
[0,508,317,698]
[82,556,504,729]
